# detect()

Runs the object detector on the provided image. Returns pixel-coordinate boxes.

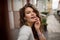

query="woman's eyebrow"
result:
[26,11,31,13]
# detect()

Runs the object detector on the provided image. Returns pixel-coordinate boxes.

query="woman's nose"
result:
[31,12,36,16]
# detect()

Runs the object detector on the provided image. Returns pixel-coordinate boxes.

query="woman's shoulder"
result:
[20,25,31,30]
[19,25,32,34]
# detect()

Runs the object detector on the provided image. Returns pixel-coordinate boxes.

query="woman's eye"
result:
[33,11,35,13]
[27,12,30,14]
[27,11,30,14]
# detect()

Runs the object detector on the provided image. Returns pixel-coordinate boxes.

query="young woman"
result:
[17,3,46,40]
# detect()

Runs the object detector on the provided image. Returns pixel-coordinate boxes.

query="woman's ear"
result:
[24,17,27,21]
[24,17,26,20]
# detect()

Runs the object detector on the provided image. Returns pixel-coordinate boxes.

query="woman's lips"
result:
[31,16,36,19]
[31,16,37,21]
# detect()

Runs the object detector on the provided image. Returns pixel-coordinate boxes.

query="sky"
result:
[52,0,59,9]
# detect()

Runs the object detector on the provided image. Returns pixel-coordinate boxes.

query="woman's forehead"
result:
[25,7,33,12]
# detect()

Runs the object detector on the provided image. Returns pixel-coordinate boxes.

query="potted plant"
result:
[41,17,47,32]
[41,12,48,15]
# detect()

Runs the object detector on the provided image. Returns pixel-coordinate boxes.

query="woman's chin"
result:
[31,20,36,23]
[30,19,36,23]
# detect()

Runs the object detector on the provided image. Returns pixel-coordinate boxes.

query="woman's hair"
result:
[19,3,42,40]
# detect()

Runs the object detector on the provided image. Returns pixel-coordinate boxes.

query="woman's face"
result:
[24,7,37,23]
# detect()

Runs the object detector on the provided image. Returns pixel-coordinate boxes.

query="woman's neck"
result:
[26,22,33,27]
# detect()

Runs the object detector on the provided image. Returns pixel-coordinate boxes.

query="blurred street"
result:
[11,29,60,40]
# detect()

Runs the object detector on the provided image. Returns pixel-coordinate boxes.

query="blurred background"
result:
[0,0,60,40]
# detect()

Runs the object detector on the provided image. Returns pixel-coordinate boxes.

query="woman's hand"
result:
[34,17,41,31]
[34,17,46,40]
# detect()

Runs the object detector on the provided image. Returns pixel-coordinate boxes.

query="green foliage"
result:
[41,12,48,15]
[41,17,47,25]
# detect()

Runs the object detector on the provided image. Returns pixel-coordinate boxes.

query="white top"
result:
[17,25,34,40]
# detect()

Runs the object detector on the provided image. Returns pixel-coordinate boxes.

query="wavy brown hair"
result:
[19,3,43,40]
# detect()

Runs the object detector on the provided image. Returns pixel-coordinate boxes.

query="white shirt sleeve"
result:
[17,26,31,40]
